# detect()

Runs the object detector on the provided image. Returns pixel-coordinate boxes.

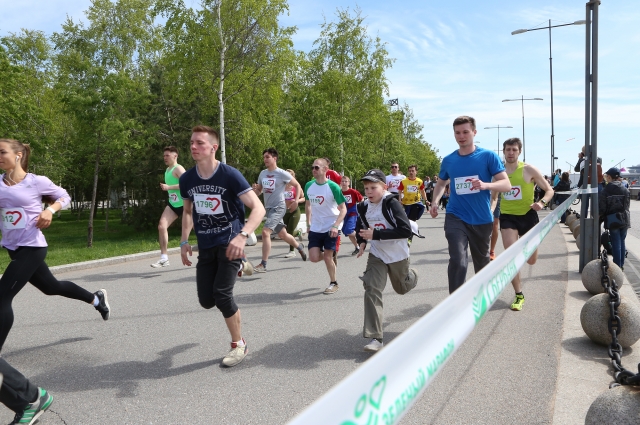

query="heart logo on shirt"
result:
[206,197,221,212]
[373,223,386,230]
[6,211,22,226]
[510,187,521,198]
[316,196,325,205]
[267,179,275,187]
[465,178,478,190]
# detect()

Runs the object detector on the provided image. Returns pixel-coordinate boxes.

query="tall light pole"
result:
[512,19,587,175]
[483,125,513,157]
[502,96,543,162]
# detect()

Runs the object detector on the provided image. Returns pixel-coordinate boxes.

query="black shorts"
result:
[500,209,539,236]
[168,203,183,216]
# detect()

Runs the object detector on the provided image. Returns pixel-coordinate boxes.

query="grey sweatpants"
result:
[444,213,493,294]
[361,254,418,340]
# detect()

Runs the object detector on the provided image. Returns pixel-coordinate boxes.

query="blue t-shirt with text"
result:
[180,163,252,249]
[439,146,505,225]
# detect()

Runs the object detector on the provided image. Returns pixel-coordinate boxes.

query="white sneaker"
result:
[283,251,296,258]
[364,338,383,352]
[150,259,169,268]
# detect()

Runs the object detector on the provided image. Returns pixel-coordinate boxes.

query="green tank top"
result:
[165,165,183,208]
[500,161,534,215]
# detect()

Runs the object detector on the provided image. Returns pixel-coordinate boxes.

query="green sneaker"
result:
[11,387,53,424]
[510,294,525,311]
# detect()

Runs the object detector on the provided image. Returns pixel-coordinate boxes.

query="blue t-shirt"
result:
[439,146,505,225]
[180,163,252,249]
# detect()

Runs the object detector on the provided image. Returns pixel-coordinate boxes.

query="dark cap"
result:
[605,167,620,178]
[360,169,386,183]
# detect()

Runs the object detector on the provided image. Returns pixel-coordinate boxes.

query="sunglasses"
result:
[311,165,322,170]
[391,165,398,169]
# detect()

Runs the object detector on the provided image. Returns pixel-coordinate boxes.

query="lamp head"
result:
[512,29,528,35]
[534,98,543,100]
[573,20,587,25]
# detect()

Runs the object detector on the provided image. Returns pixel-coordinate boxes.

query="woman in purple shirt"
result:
[0,139,111,424]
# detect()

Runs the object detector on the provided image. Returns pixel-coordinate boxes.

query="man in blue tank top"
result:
[430,116,511,294]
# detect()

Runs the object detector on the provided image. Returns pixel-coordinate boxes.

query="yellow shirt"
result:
[399,177,424,205]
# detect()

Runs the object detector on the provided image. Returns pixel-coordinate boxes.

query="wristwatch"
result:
[239,231,249,238]
[540,199,548,207]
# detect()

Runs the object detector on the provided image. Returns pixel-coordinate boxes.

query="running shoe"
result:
[364,339,383,352]
[351,248,359,256]
[283,250,296,258]
[293,229,302,241]
[94,289,110,320]
[150,258,170,268]
[490,251,496,261]
[254,264,267,273]
[510,294,525,311]
[10,387,53,425]
[298,243,307,261]
[238,260,254,277]
[222,339,247,367]
[323,283,339,295]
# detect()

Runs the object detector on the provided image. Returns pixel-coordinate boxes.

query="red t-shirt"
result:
[342,188,363,216]
[326,170,342,185]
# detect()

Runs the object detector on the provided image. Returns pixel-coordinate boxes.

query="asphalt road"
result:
[0,210,569,424]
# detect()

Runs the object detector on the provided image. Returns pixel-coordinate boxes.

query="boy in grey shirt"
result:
[252,148,307,272]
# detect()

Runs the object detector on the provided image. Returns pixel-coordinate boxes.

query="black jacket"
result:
[355,193,412,247]
[553,180,571,204]
[599,181,631,229]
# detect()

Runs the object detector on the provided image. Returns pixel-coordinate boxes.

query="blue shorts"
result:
[308,231,338,251]
[342,216,357,236]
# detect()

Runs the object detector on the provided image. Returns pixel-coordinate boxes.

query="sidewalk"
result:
[553,200,640,424]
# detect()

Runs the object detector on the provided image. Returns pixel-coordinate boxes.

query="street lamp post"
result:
[512,19,586,175]
[502,96,543,162]
[483,125,513,157]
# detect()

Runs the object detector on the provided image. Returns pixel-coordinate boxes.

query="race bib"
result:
[389,180,400,189]
[169,193,179,203]
[262,178,275,190]
[1,208,26,230]
[194,194,224,215]
[503,186,523,201]
[369,220,387,230]
[309,195,325,206]
[345,194,352,204]
[454,176,480,195]
[407,185,419,193]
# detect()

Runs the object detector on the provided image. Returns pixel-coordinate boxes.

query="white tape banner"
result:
[288,190,581,425]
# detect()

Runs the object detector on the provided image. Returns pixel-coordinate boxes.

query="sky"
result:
[1,0,638,175]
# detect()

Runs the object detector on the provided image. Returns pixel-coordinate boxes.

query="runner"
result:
[305,158,347,294]
[283,169,306,258]
[0,138,110,424]
[323,158,342,263]
[151,146,186,268]
[252,148,307,272]
[424,176,433,205]
[491,137,554,311]
[179,126,265,367]
[385,162,405,195]
[397,165,428,245]
[340,176,364,255]
[430,116,511,294]
[355,169,418,352]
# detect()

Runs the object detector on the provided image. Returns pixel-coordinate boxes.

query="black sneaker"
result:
[11,387,53,425]
[94,289,110,321]
[352,248,359,256]
[297,243,307,261]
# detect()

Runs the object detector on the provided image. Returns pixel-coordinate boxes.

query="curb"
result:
[50,245,199,274]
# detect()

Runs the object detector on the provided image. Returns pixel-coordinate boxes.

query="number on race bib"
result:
[1,208,26,230]
[194,194,224,215]
[454,176,479,195]
[503,186,523,201]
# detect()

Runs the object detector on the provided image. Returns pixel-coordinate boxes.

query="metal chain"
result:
[600,249,640,386]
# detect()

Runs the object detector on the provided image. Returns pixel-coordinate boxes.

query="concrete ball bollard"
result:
[585,386,640,425]
[572,223,581,239]
[569,218,580,232]
[575,233,580,250]
[582,259,625,295]
[565,214,578,226]
[580,293,640,348]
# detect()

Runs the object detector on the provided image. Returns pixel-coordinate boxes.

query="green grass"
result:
[7,209,198,268]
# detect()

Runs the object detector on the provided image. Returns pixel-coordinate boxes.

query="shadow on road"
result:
[29,343,215,397]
